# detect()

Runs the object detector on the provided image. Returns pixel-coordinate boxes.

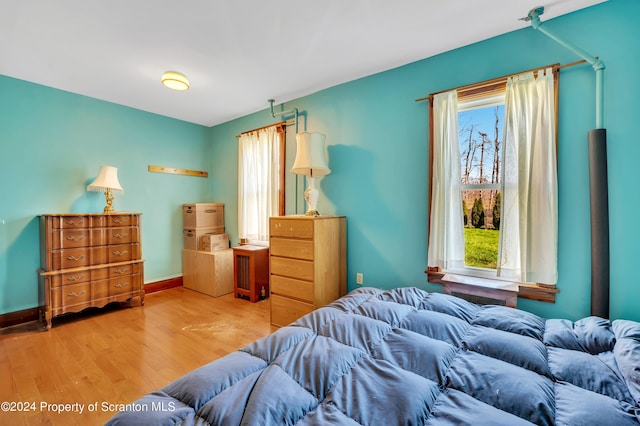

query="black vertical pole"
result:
[588,128,609,318]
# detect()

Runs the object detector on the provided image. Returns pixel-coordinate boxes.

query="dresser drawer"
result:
[108,244,139,263]
[52,228,105,249]
[53,215,91,229]
[271,275,313,303]
[61,282,92,307]
[270,256,314,281]
[270,294,314,327]
[50,270,91,287]
[270,218,314,238]
[109,275,137,296]
[270,238,314,260]
[107,226,138,244]
[51,246,107,270]
[107,214,139,227]
[109,262,140,278]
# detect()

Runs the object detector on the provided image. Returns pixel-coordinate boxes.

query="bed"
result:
[106,287,640,425]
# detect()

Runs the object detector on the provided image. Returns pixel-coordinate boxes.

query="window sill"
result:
[426,269,558,304]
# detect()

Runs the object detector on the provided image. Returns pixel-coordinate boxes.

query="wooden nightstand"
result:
[233,245,269,302]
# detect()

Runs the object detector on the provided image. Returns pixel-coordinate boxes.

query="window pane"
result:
[462,189,500,269]
[459,103,504,270]
[458,104,504,186]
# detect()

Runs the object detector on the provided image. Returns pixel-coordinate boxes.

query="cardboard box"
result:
[182,249,234,297]
[183,226,224,250]
[200,233,230,252]
[183,203,224,228]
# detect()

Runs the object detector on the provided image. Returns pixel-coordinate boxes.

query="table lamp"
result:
[87,165,124,213]
[291,132,331,216]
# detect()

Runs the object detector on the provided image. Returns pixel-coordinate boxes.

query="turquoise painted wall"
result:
[0,76,212,314]
[211,0,640,322]
[2,0,637,323]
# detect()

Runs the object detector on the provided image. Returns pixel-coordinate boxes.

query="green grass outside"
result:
[464,227,499,269]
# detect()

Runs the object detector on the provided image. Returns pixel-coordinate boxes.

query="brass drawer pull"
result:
[65,219,84,226]
[66,255,84,261]
[114,282,129,288]
[112,232,128,239]
[112,250,129,256]
[112,218,129,224]
[66,235,84,241]
[113,268,130,274]
[68,290,86,297]
[66,274,85,281]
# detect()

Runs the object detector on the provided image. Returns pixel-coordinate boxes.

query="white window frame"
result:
[449,93,506,281]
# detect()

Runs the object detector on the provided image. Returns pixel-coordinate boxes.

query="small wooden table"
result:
[232,245,269,302]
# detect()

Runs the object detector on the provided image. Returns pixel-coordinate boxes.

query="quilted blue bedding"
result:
[107,287,640,425]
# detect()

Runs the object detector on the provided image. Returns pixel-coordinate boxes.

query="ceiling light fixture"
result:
[162,71,189,91]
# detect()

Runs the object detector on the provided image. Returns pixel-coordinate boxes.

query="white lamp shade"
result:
[87,166,124,193]
[291,132,331,176]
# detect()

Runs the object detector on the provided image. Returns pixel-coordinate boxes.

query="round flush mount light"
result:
[161,71,189,91]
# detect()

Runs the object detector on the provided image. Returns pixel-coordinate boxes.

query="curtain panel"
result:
[498,68,558,284]
[427,90,465,270]
[238,126,281,242]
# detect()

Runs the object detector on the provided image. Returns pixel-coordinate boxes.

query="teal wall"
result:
[0,76,212,314]
[211,0,640,322]
[2,0,638,322]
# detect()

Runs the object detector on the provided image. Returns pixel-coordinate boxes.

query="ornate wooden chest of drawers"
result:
[38,213,144,328]
[269,216,346,327]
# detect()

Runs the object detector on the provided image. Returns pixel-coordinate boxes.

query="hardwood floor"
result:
[0,287,276,425]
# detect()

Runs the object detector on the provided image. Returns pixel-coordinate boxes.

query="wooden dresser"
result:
[38,213,144,329]
[269,215,346,327]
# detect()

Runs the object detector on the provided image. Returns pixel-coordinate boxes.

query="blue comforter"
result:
[107,287,640,425]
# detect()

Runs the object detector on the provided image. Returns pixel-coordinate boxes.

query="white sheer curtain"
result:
[498,68,557,284]
[238,126,281,242]
[428,90,465,270]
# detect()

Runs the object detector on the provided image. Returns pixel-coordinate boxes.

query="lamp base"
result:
[103,188,115,213]
[303,178,320,217]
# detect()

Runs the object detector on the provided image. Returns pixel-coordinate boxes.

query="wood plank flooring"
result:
[0,287,276,425]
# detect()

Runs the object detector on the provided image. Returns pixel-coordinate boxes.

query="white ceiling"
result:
[0,0,605,127]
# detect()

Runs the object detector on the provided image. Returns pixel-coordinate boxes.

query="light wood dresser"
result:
[269,215,346,327]
[38,213,144,329]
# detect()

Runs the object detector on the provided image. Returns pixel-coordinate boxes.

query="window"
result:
[238,124,285,244]
[459,97,504,271]
[428,68,558,288]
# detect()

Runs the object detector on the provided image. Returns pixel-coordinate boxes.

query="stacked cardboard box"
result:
[183,203,227,251]
[200,233,230,252]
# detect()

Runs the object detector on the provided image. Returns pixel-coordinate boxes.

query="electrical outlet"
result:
[356,273,363,285]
